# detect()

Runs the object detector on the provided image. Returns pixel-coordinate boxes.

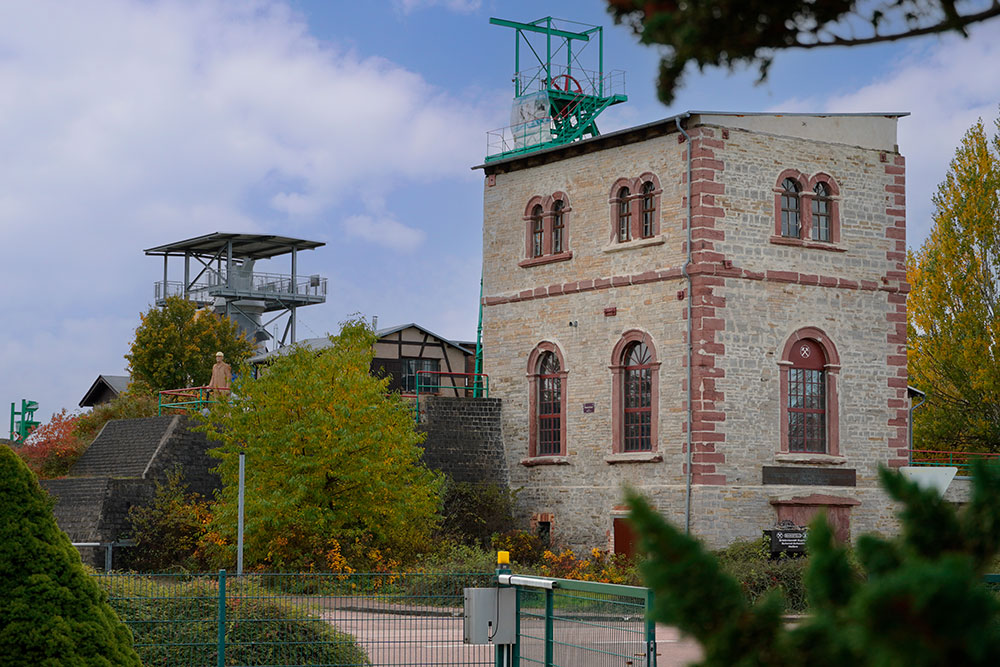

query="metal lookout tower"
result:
[485,16,627,162]
[144,233,327,351]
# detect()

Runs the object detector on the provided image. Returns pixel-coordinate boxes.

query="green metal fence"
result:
[95,570,495,666]
[498,574,657,667]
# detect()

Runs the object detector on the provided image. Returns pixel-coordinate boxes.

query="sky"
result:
[2,0,999,423]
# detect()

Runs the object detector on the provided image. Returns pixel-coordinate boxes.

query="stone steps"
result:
[69,416,176,478]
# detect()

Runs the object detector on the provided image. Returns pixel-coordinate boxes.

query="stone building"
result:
[476,111,910,551]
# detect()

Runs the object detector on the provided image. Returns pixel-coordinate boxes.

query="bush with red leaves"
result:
[15,409,86,479]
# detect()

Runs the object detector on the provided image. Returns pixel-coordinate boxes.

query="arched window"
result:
[811,182,831,242]
[617,187,631,242]
[779,328,841,456]
[526,342,567,459]
[522,194,572,266]
[623,342,653,451]
[531,204,544,257]
[611,331,660,456]
[640,181,655,238]
[537,352,562,455]
[781,178,801,238]
[551,200,565,254]
[787,339,826,452]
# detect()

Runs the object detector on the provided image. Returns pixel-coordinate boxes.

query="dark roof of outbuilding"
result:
[79,374,131,408]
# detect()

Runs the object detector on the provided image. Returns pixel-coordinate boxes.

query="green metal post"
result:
[495,559,511,667]
[514,29,521,96]
[599,27,604,96]
[544,588,554,667]
[545,17,551,87]
[646,587,657,666]
[566,37,572,78]
[217,569,226,667]
[474,274,484,397]
[513,587,521,667]
[9,402,14,441]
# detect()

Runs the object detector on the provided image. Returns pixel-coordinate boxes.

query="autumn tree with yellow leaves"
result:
[125,296,255,394]
[200,318,443,571]
[908,116,1000,452]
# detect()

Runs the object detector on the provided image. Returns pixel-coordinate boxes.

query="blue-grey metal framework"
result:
[145,233,327,347]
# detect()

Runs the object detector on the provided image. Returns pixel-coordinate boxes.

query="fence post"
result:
[544,588,553,667]
[645,588,657,667]
[513,587,521,667]
[217,569,226,667]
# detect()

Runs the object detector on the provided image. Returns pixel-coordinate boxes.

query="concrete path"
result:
[323,605,703,666]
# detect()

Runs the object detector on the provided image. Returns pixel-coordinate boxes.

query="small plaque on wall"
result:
[762,466,856,487]
[582,403,595,414]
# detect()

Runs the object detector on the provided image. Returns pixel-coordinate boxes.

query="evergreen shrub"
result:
[628,462,1000,666]
[0,445,141,666]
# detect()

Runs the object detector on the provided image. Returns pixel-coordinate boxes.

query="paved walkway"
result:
[323,605,703,666]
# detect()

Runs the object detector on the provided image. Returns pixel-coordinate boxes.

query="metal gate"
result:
[496,574,657,667]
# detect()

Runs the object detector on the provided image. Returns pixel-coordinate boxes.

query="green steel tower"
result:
[485,16,627,162]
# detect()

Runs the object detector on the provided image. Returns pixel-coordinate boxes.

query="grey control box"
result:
[463,587,516,645]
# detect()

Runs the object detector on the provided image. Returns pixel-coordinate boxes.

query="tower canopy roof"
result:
[144,232,324,260]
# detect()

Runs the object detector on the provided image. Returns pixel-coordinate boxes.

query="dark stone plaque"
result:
[582,403,595,413]
[762,466,856,487]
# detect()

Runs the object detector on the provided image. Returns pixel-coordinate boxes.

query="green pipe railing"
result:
[157,386,230,416]
[906,449,1000,476]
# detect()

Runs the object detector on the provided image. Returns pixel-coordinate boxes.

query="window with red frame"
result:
[811,182,832,242]
[781,178,802,238]
[551,200,565,254]
[617,187,631,242]
[537,352,562,455]
[640,181,655,238]
[787,339,826,452]
[623,342,653,452]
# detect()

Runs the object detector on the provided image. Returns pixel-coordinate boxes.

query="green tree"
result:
[908,116,1000,452]
[0,445,141,666]
[606,1,1000,104]
[627,460,1000,666]
[125,296,254,394]
[201,318,443,571]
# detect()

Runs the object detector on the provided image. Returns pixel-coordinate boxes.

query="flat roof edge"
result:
[473,110,909,172]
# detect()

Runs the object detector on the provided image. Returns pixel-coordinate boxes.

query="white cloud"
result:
[395,0,481,14]
[775,23,1000,247]
[0,0,494,419]
[342,213,426,252]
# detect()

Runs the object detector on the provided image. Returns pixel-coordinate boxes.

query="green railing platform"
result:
[907,449,1000,476]
[413,371,490,422]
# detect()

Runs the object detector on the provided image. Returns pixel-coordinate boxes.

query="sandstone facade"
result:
[479,112,909,550]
